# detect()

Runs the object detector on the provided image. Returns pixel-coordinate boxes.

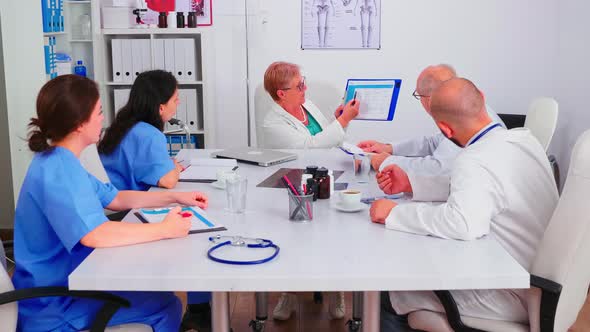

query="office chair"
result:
[0,238,151,332]
[405,129,590,332]
[524,98,559,152]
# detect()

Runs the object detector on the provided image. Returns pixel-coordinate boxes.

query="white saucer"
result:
[210,181,226,190]
[333,201,366,213]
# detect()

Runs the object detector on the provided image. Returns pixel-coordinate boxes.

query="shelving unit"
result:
[90,0,214,148]
[39,1,215,148]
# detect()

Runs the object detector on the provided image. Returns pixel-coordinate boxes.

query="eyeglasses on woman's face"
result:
[280,76,306,92]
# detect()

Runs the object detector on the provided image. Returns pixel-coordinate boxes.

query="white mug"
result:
[340,190,362,208]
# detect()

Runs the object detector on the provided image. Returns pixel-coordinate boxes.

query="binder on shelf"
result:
[183,38,197,81]
[121,39,133,83]
[58,0,64,32]
[113,89,131,114]
[140,39,151,73]
[111,39,123,82]
[41,0,50,32]
[153,39,165,70]
[131,39,143,80]
[184,89,199,132]
[173,39,185,80]
[164,39,175,74]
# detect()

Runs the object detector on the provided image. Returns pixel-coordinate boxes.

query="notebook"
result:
[179,158,237,183]
[134,206,226,234]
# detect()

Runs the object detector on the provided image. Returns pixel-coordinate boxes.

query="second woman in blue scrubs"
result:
[98,69,212,331]
[12,75,209,331]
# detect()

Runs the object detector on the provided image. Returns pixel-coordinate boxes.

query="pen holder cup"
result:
[288,192,314,222]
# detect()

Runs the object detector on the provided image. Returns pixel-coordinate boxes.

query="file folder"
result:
[153,39,165,70]
[111,39,123,82]
[164,39,175,74]
[183,38,197,81]
[173,39,185,80]
[121,39,133,83]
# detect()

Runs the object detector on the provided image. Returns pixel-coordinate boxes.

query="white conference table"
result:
[69,148,529,332]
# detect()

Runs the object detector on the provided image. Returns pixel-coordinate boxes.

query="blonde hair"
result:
[264,62,300,101]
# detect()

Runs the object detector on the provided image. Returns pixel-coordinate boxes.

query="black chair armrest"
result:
[0,286,131,332]
[531,274,562,332]
[433,290,486,332]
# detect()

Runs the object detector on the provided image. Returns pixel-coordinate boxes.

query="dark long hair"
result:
[98,70,178,155]
[28,75,99,152]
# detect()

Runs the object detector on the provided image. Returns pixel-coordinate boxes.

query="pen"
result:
[232,165,239,171]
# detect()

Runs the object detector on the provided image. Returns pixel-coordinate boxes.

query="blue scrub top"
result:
[100,122,174,191]
[12,147,118,331]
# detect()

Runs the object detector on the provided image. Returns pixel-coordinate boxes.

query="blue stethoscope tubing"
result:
[207,238,280,265]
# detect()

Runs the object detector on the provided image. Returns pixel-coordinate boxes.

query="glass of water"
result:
[352,153,370,183]
[226,175,247,213]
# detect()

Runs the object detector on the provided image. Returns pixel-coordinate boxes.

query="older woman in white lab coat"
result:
[262,61,359,149]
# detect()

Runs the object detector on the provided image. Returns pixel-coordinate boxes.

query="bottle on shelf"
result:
[158,12,168,28]
[74,60,87,77]
[187,12,197,28]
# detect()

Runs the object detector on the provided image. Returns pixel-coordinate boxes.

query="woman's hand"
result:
[337,99,360,128]
[174,192,209,209]
[160,206,192,239]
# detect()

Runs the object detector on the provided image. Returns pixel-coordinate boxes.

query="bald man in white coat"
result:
[370,78,559,331]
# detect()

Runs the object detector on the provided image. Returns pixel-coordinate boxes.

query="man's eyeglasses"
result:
[412,90,429,100]
[281,77,306,92]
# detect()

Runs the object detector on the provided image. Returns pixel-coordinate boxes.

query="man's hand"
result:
[370,152,390,170]
[376,165,412,195]
[174,192,209,209]
[357,140,393,154]
[160,206,192,239]
[370,199,397,224]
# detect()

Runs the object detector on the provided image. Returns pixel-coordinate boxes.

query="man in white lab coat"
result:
[357,64,505,175]
[370,78,559,331]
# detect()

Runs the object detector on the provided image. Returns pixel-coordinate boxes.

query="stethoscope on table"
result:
[207,235,280,265]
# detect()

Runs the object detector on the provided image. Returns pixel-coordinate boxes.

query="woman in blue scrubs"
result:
[12,75,208,332]
[98,70,211,331]
[99,70,183,191]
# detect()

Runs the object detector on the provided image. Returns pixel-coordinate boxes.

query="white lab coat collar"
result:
[269,100,330,132]
[466,121,504,146]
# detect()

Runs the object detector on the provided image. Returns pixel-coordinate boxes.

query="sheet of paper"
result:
[344,79,401,121]
[136,206,224,233]
[179,158,237,180]
[340,142,366,155]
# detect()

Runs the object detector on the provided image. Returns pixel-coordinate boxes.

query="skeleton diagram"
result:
[354,0,377,47]
[311,0,335,47]
[341,0,352,6]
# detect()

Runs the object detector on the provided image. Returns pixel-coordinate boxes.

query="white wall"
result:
[241,0,559,146]
[205,0,249,148]
[552,0,590,186]
[0,1,46,228]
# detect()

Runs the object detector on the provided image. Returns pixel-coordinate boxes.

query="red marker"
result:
[180,212,192,218]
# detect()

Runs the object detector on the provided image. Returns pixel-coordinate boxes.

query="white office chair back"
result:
[530,129,590,331]
[253,84,276,148]
[79,144,110,183]
[524,97,558,151]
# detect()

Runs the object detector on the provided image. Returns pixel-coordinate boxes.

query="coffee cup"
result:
[339,190,362,208]
[216,169,236,187]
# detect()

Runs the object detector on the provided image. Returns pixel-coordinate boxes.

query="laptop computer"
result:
[211,148,297,167]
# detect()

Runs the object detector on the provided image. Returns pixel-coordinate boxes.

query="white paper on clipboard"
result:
[344,79,402,121]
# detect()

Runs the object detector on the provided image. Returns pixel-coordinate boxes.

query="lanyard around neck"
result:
[468,123,501,146]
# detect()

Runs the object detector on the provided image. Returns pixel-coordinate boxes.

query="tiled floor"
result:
[177,292,356,332]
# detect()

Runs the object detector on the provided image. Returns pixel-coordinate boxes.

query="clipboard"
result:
[344,78,402,121]
[134,207,226,235]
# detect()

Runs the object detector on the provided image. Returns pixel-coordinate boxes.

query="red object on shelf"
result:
[145,0,174,13]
